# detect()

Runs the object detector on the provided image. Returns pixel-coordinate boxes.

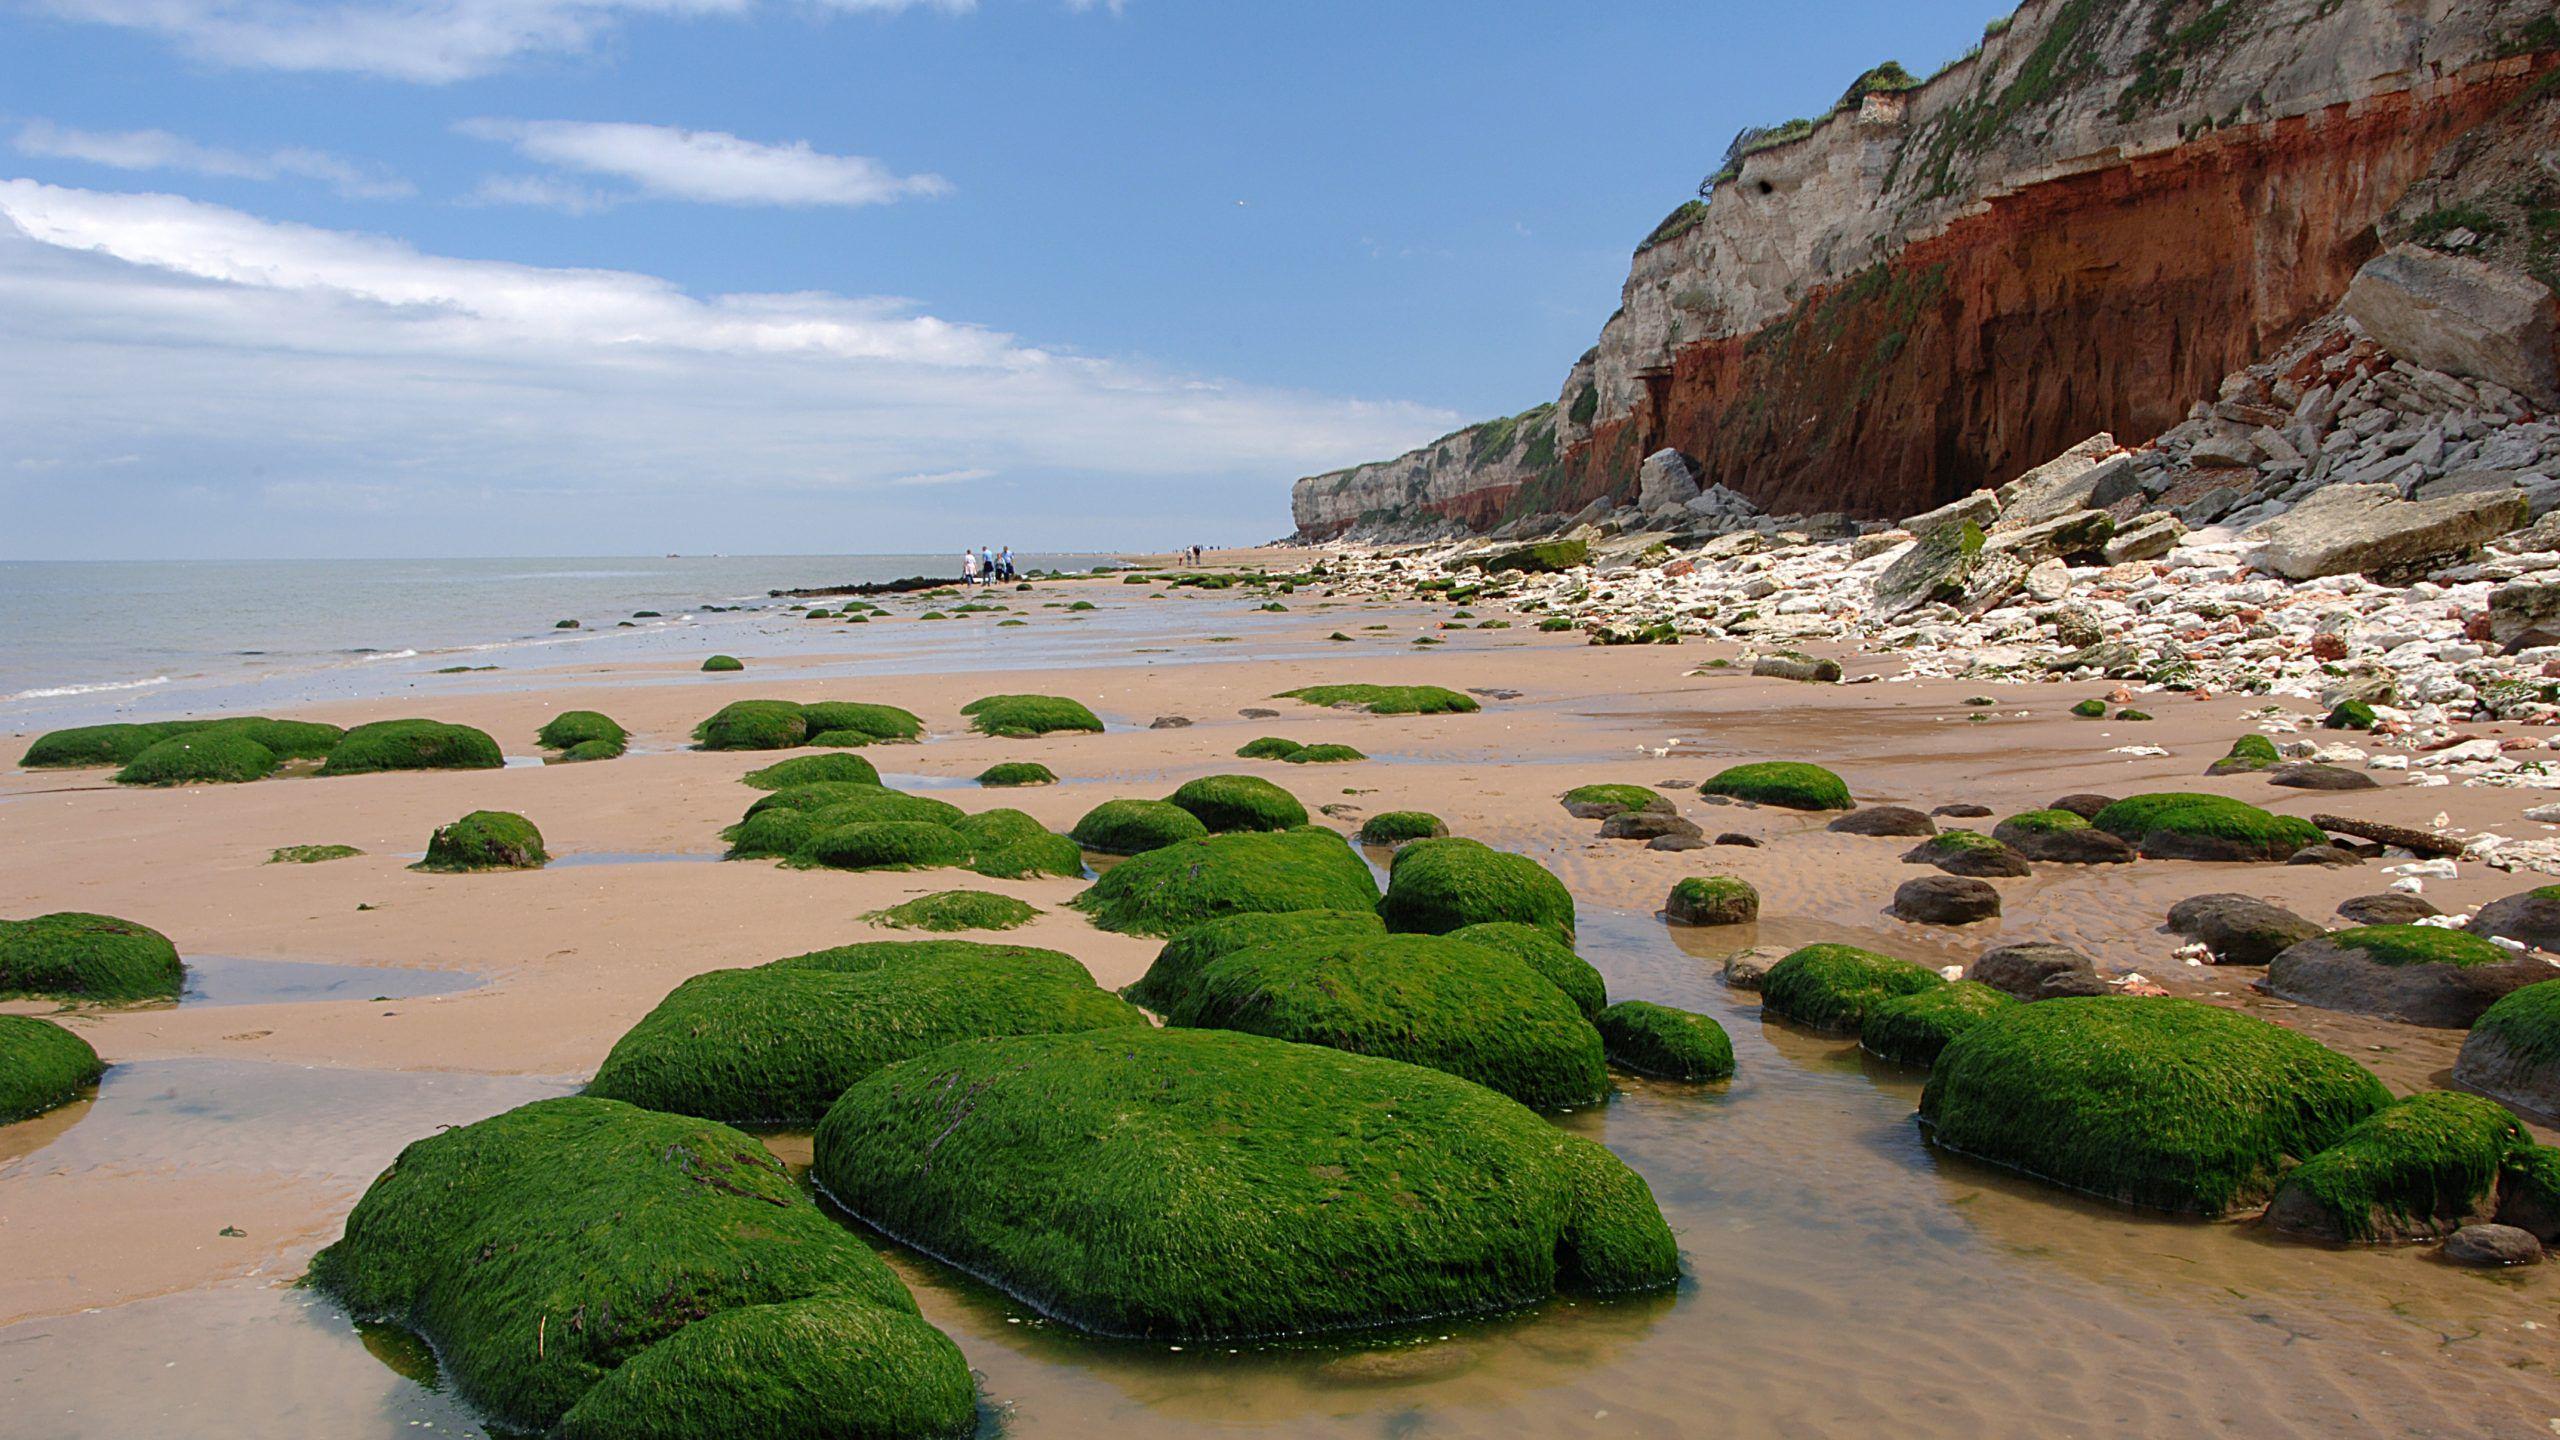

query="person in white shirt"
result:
[961,548,979,585]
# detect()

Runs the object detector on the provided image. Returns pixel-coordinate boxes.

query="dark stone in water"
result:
[1893,876,2001,925]
[1149,716,1193,729]
[2443,1225,2543,1266]
[1238,708,1282,719]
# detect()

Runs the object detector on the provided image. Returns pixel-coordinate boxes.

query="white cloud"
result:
[457,119,948,209]
[13,121,414,200]
[464,172,621,213]
[0,179,1452,554]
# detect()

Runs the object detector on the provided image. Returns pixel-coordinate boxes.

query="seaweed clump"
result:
[0,912,183,1002]
[1377,837,1576,941]
[962,694,1106,737]
[1596,1000,1733,1081]
[977,761,1057,787]
[1123,908,1384,1013]
[2265,1091,2528,1242]
[1357,810,1448,845]
[865,890,1040,932]
[535,711,628,758]
[417,811,548,872]
[1072,828,1382,937]
[1276,684,1480,715]
[114,730,279,786]
[1167,774,1309,832]
[1070,799,1211,855]
[1760,944,1944,1033]
[1699,762,1853,811]
[317,719,504,776]
[0,1014,105,1122]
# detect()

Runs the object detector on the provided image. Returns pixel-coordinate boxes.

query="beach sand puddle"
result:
[177,954,483,1007]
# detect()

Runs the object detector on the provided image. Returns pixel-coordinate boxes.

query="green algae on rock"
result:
[269,844,363,864]
[803,820,974,872]
[0,1014,105,1123]
[1073,827,1382,937]
[309,1097,951,1437]
[742,752,882,790]
[2457,980,2560,1118]
[1858,980,2013,1067]
[1698,761,1853,811]
[317,719,504,776]
[1283,743,1368,764]
[810,1027,1677,1340]
[694,700,810,751]
[114,730,279,786]
[701,654,745,671]
[1236,736,1307,760]
[416,811,548,872]
[1166,774,1310,832]
[1760,944,1945,1033]
[1357,810,1448,845]
[1069,798,1210,855]
[0,912,183,1003]
[535,710,628,757]
[976,761,1057,787]
[1446,920,1608,1018]
[1378,837,1575,941]
[865,889,1040,932]
[797,702,924,742]
[21,722,202,769]
[2207,734,2282,774]
[1664,876,1758,926]
[1560,783,1664,819]
[1596,1000,1734,1081]
[1123,908,1386,1014]
[2264,1091,2527,1243]
[1276,684,1480,715]
[2090,792,2323,861]
[962,694,1105,737]
[1917,997,2391,1215]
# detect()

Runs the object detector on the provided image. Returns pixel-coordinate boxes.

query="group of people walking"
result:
[961,546,1017,585]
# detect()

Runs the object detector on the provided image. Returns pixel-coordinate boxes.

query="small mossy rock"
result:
[2263,1091,2527,1243]
[1966,942,2097,1001]
[1918,997,2392,1215]
[1828,806,1936,838]
[1283,743,1367,765]
[1070,799,1211,855]
[1237,736,1307,760]
[2455,980,2560,1119]
[2442,1224,2544,1266]
[1124,909,1385,1014]
[2206,734,2283,775]
[1992,809,2136,864]
[1664,876,1758,926]
[560,738,621,763]
[1379,837,1576,941]
[702,654,745,671]
[2267,762,2380,791]
[1446,921,1608,1018]
[796,703,923,742]
[1167,774,1309,833]
[2340,892,2440,925]
[810,1028,1676,1340]
[2325,699,2379,730]
[1750,654,1843,683]
[1357,810,1447,845]
[114,730,279,786]
[2499,1146,2560,1239]
[2165,893,2326,965]
[2048,793,2117,819]
[1598,810,1702,842]
[805,821,974,872]
[535,710,627,755]
[1470,539,1589,575]
[1163,933,1608,1107]
[865,890,1039,932]
[557,1295,975,1440]
[589,944,1144,1125]
[1893,875,2002,925]
[2069,698,2107,718]
[1859,981,2014,1068]
[1597,1001,1734,1081]
[316,719,503,776]
[963,693,1106,737]
[2266,926,2552,1028]
[0,1014,105,1123]
[695,700,810,751]
[1074,828,1382,937]
[308,1097,925,1435]
[269,844,362,864]
[2090,793,2323,862]
[1901,830,2032,877]
[1561,784,1667,820]
[1699,761,1852,811]
[743,752,883,790]
[1276,684,1479,715]
[418,811,548,872]
[976,761,1057,787]
[1761,944,1946,1032]
[1873,519,1985,619]
[0,912,183,1003]
[2469,887,2560,951]
[1933,802,1993,818]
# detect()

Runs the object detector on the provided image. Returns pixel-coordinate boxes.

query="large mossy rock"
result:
[1446,921,1607,1017]
[2469,886,2560,951]
[2089,793,2322,862]
[1901,830,2032,877]
[1699,761,1852,811]
[962,694,1105,737]
[796,702,923,743]
[1917,997,2392,1215]
[1124,909,1385,1013]
[2265,925,2552,1028]
[0,1014,105,1123]
[1161,932,1607,1107]
[695,700,811,751]
[1166,774,1309,832]
[810,1028,1678,1340]
[418,811,548,872]
[2165,893,2324,965]
[1560,784,1667,820]
[2457,980,2560,1118]
[114,730,280,786]
[1470,539,1588,575]
[1991,809,2136,864]
[2263,1091,2528,1243]
[1070,798,1211,855]
[21,721,204,769]
[1357,810,1448,846]
[316,719,503,776]
[1859,981,2014,1067]
[536,710,627,757]
[1664,876,1758,926]
[1073,828,1382,936]
[1596,1001,1734,1081]
[0,912,183,1003]
[589,942,1144,1125]
[1378,837,1576,941]
[1760,944,1944,1032]
[743,752,882,790]
[309,1097,957,1437]
[1276,684,1479,715]
[803,820,974,872]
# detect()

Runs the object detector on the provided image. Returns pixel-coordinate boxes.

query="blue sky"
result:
[0,0,2000,558]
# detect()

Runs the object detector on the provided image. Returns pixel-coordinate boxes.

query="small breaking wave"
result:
[10,674,171,701]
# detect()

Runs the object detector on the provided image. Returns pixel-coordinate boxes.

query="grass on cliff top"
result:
[317,719,504,777]
[2326,924,2516,968]
[962,694,1105,738]
[1596,1000,1734,1082]
[2269,1091,2526,1243]
[810,1027,1677,1341]
[1918,996,2392,1216]
[1276,684,1480,715]
[0,1014,105,1124]
[1072,827,1382,937]
[0,912,184,1003]
[1700,761,1853,811]
[1379,837,1576,942]
[864,890,1040,932]
[308,1096,931,1435]
[1122,908,1384,1014]
[1761,944,1944,1033]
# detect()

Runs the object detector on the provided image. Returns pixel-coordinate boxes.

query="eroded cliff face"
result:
[1293,0,2559,540]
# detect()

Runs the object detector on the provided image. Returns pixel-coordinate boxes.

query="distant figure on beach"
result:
[962,548,979,585]
[997,546,1014,581]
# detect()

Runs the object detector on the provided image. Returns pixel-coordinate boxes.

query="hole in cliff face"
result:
[1757,180,1774,195]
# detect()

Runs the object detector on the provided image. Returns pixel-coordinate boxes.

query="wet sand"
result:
[4,567,2558,1437]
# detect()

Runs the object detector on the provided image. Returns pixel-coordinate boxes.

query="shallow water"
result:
[178,955,483,1007]
[542,850,725,869]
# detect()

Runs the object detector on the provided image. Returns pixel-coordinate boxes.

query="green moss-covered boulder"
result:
[314,719,503,776]
[1378,837,1575,941]
[743,783,962,827]
[1283,743,1367,764]
[702,654,745,672]
[114,730,279,786]
[804,821,973,872]
[743,752,882,790]
[1902,829,2033,877]
[1236,736,1305,760]
[1447,920,1607,1017]
[1858,980,2013,1067]
[21,722,194,769]
[1561,784,1665,820]
[309,1097,938,1436]
[1596,1000,1733,1081]
[962,694,1105,737]
[1123,908,1386,1013]
[561,738,621,763]
[2457,980,2560,1119]
[1357,810,1447,845]
[2069,698,2107,718]
[694,700,809,751]
[1167,774,1309,832]
[977,761,1057,787]
[2325,699,2378,730]
[2090,793,2323,862]
[536,711,627,756]
[865,890,1040,932]
[810,1027,1677,1339]
[1070,798,1211,855]
[1161,932,1608,1107]
[1664,876,1758,926]
[0,912,183,1002]
[199,717,343,759]
[1760,944,1944,1033]
[2206,733,2282,775]
[2267,924,2550,1028]
[589,944,1143,1124]
[1917,997,2392,1214]
[797,702,923,742]
[1073,828,1382,937]
[557,1294,973,1440]
[954,809,1084,880]
[2264,1091,2526,1243]
[726,807,816,860]
[0,1014,105,1123]
[1471,539,1589,574]
[1700,761,1853,811]
[269,844,361,864]
[417,811,548,872]
[1276,684,1480,715]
